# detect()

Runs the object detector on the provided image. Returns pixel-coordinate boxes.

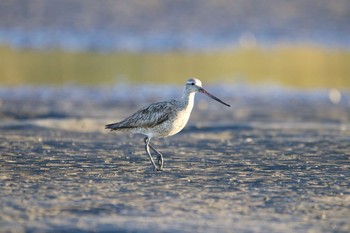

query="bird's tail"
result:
[105,122,121,131]
[105,122,133,131]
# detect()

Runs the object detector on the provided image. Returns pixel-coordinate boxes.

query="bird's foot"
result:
[157,155,164,169]
[153,165,163,172]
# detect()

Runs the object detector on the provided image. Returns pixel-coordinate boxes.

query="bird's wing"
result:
[106,101,173,130]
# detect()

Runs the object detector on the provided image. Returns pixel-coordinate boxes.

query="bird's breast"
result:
[164,102,193,137]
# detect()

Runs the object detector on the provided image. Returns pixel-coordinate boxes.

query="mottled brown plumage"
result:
[105,101,172,129]
[106,78,230,171]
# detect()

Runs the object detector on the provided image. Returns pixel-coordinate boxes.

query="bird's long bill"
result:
[199,87,231,107]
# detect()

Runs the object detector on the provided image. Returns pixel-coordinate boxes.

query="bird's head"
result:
[185,78,203,93]
[184,78,230,107]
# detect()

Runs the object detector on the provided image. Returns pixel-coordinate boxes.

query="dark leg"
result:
[149,144,164,170]
[144,137,160,171]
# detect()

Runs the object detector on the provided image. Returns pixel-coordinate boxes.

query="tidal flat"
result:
[0,84,349,232]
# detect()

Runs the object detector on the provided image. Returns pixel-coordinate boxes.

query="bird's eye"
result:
[191,82,195,85]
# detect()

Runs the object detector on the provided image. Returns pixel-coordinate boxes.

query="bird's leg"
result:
[149,144,164,170]
[144,137,160,171]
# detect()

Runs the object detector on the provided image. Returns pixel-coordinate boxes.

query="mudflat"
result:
[0,85,349,232]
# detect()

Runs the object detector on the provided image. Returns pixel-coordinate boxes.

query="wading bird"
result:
[106,78,230,171]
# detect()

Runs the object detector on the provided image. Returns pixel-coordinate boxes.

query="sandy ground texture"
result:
[0,84,350,232]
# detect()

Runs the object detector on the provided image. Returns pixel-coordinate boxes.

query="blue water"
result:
[1,29,349,52]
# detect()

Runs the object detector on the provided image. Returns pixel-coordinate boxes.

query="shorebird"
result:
[106,78,230,171]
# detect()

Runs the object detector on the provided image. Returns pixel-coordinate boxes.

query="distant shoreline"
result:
[0,45,349,89]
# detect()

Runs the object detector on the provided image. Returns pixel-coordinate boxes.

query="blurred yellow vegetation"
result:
[0,45,349,89]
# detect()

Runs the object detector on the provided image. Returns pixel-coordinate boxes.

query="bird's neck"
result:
[181,90,195,109]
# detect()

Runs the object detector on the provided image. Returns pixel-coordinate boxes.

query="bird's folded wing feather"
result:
[109,101,173,129]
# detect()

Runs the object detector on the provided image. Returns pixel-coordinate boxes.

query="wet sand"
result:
[0,85,349,232]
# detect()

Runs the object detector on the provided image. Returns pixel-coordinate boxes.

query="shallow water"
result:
[0,85,350,232]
